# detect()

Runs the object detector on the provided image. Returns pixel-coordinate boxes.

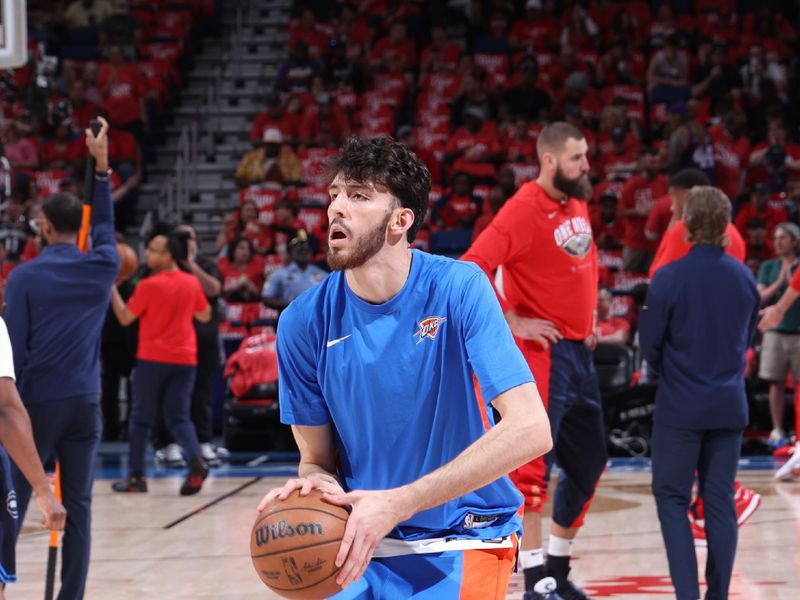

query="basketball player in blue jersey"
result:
[257,137,553,599]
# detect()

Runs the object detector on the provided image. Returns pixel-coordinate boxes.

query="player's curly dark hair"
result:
[326,136,431,243]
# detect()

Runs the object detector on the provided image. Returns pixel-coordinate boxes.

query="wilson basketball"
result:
[117,243,138,283]
[250,489,348,599]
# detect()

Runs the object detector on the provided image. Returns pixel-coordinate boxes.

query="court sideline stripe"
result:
[164,476,263,529]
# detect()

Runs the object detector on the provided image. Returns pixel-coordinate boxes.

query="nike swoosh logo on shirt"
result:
[547,211,558,219]
[326,334,352,348]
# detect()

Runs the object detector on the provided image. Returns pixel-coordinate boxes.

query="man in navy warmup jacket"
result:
[639,186,759,600]
[4,117,118,600]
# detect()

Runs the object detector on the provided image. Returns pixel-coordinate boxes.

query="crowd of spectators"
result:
[0,0,213,296]
[223,0,800,319]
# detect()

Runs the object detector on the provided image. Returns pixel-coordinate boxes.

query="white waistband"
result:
[373,535,514,558]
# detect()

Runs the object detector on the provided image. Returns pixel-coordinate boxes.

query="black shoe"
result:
[556,572,591,600]
[523,577,565,600]
[111,474,148,493]
[180,459,209,496]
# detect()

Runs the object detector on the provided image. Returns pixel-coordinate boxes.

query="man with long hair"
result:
[640,187,759,600]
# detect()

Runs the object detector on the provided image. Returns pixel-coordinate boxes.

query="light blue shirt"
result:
[262,262,328,303]
[277,250,534,541]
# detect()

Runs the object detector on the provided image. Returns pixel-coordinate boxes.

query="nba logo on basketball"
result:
[415,316,447,344]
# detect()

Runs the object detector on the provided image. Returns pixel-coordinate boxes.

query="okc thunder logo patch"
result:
[553,216,593,259]
[415,316,446,343]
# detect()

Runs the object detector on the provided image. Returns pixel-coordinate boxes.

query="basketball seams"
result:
[254,506,349,528]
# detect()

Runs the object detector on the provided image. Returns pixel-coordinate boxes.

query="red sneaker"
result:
[690,515,707,547]
[734,484,761,526]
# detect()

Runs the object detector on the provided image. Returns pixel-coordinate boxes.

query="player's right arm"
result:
[256,423,344,511]
[0,319,66,530]
[462,195,561,345]
[256,300,343,511]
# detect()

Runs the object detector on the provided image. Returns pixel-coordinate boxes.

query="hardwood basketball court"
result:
[11,454,800,599]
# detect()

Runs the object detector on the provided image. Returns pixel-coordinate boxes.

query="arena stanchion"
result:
[45,118,101,600]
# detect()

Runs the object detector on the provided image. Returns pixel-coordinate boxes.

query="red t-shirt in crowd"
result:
[590,210,625,245]
[127,270,209,365]
[644,195,673,244]
[649,220,746,277]
[463,181,598,340]
[734,203,788,239]
[619,174,669,251]
[597,316,631,339]
[40,140,73,167]
[709,124,750,200]
[70,99,101,130]
[217,255,266,297]
[97,64,144,126]
[250,110,300,143]
[595,148,639,181]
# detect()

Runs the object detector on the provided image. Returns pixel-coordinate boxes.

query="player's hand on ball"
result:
[323,488,410,589]
[256,473,344,512]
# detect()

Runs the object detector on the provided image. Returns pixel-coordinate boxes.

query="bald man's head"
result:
[536,122,592,200]
[536,122,585,162]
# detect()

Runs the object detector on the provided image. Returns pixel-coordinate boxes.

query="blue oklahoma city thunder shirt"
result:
[277,250,534,541]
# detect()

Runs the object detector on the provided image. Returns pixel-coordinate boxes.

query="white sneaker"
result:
[768,427,788,449]
[533,577,558,595]
[214,445,230,460]
[200,443,221,467]
[775,442,800,481]
[164,443,186,468]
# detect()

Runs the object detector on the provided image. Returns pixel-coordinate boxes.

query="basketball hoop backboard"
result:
[0,0,27,70]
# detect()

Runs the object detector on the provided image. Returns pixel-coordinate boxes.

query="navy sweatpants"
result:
[546,341,608,527]
[129,360,201,473]
[510,340,607,526]
[652,423,742,600]
[12,396,102,600]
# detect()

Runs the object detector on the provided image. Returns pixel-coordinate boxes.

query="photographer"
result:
[748,120,800,193]
[109,227,211,496]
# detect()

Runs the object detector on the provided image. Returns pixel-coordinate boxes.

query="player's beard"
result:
[554,164,593,200]
[327,211,392,271]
